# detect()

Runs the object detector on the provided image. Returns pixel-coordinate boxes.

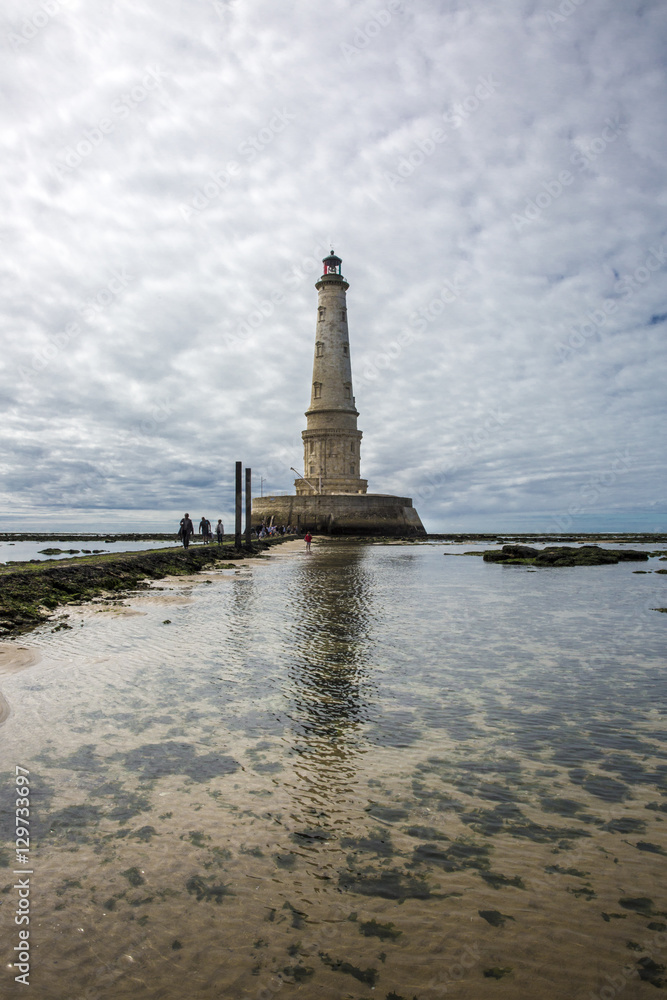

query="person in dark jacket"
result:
[179,513,194,548]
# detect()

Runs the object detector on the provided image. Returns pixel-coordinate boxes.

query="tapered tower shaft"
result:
[295,253,368,495]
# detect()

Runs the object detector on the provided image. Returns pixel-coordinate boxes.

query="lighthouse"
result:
[251,252,425,536]
[297,251,367,495]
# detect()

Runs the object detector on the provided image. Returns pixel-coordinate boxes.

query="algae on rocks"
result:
[482,544,649,567]
[0,540,279,637]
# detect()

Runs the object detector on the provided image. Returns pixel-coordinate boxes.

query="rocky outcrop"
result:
[0,539,287,637]
[483,544,649,566]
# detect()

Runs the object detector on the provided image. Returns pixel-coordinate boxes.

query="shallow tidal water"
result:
[1,539,666,999]
[0,538,182,564]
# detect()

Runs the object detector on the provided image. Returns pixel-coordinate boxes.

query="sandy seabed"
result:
[0,540,666,999]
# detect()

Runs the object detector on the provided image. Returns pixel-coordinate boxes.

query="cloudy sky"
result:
[2,0,666,533]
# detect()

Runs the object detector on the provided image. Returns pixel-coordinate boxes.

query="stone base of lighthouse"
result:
[251,493,426,537]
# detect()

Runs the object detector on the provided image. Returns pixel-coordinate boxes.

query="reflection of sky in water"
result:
[0,542,666,999]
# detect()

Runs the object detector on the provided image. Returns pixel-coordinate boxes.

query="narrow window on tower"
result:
[350,442,354,453]
[316,341,324,357]
[318,307,325,321]
[341,309,346,321]
[313,382,322,399]
[350,464,354,474]
[344,383,351,399]
[342,343,348,355]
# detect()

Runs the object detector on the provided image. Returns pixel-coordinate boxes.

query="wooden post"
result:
[245,467,252,547]
[235,461,242,548]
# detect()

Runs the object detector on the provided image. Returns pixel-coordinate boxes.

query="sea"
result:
[0,538,666,999]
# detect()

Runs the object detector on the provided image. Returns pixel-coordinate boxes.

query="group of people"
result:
[258,524,312,551]
[178,514,225,548]
[257,523,295,538]
[198,516,225,544]
[177,516,313,551]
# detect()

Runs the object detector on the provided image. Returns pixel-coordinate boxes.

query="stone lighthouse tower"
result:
[296,251,368,495]
[251,250,425,536]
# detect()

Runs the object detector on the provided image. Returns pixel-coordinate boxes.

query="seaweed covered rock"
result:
[483,545,539,563]
[535,546,619,566]
[483,545,649,567]
[0,539,284,636]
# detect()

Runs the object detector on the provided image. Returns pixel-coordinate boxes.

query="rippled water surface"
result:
[1,540,666,999]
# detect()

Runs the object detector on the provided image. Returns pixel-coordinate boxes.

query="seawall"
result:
[251,494,426,536]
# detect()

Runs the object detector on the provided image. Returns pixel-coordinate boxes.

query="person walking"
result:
[304,531,312,553]
[179,513,194,549]
[216,519,224,544]
[199,516,210,544]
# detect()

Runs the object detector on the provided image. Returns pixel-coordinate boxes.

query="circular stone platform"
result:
[251,494,426,536]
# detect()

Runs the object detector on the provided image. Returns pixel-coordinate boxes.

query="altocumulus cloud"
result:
[0,0,665,532]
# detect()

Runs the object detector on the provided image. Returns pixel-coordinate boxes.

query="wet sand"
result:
[0,642,41,723]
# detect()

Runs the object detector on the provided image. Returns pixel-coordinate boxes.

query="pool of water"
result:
[0,540,666,998]
[0,538,183,564]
